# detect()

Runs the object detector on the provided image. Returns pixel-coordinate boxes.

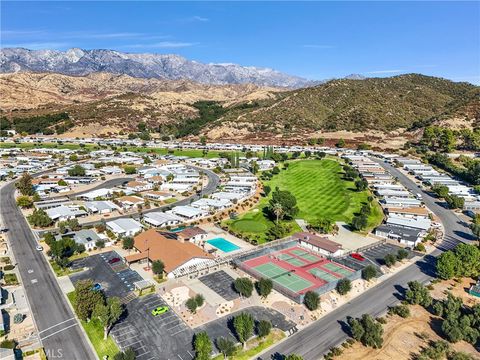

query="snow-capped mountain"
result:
[0,47,311,88]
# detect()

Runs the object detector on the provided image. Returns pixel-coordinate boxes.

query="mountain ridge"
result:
[0,47,312,88]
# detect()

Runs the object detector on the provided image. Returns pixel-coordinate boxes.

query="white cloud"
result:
[192,16,209,22]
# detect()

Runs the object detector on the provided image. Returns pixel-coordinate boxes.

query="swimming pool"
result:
[206,238,241,253]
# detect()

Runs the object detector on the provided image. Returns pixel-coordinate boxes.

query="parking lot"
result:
[69,252,296,359]
[343,242,420,269]
[69,252,195,360]
[199,270,239,301]
[70,251,142,298]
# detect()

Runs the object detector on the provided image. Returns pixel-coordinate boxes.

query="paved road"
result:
[0,182,96,360]
[37,166,221,234]
[260,157,474,360]
[69,177,134,198]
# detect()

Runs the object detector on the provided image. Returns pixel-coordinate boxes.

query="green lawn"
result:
[66,292,120,359]
[227,159,383,242]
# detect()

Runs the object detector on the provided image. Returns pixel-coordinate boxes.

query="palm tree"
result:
[272,202,284,224]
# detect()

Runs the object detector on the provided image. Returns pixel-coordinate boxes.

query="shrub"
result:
[397,248,409,260]
[388,304,410,318]
[257,319,272,338]
[186,298,198,314]
[362,265,377,281]
[383,253,397,267]
[304,291,319,311]
[415,243,426,252]
[336,278,352,295]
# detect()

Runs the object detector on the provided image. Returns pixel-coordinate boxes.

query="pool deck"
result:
[200,224,254,256]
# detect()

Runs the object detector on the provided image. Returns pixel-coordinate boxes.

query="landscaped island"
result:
[226,158,383,243]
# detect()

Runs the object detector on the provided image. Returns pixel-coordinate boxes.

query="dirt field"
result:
[338,278,480,360]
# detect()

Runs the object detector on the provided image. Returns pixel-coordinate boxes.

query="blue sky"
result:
[1,1,479,84]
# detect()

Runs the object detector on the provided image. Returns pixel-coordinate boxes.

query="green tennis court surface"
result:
[291,249,308,256]
[277,253,294,261]
[308,268,339,282]
[322,262,354,277]
[253,262,313,293]
[298,253,321,263]
[285,257,306,267]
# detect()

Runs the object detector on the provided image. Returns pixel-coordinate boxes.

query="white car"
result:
[35,245,43,251]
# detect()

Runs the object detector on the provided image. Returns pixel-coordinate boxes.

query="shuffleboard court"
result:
[309,268,339,282]
[322,262,354,277]
[285,257,306,267]
[253,262,313,293]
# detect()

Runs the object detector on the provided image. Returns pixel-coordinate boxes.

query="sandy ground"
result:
[338,278,480,360]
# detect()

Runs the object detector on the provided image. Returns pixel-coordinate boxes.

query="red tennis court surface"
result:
[242,246,355,294]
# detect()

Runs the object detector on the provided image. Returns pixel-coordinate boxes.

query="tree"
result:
[69,154,79,161]
[257,319,272,338]
[95,240,105,249]
[268,188,299,220]
[308,218,337,234]
[432,184,449,198]
[94,297,123,339]
[436,251,459,280]
[470,223,480,242]
[16,173,35,196]
[216,337,236,359]
[348,314,383,348]
[304,291,319,311]
[362,265,377,281]
[454,243,480,278]
[27,209,54,228]
[68,164,86,177]
[152,260,165,277]
[388,304,410,318]
[194,332,212,360]
[186,297,198,314]
[233,278,253,297]
[122,237,134,250]
[405,281,432,308]
[114,348,136,360]
[397,248,409,261]
[16,195,33,208]
[285,355,304,360]
[263,185,271,197]
[124,165,136,175]
[256,278,273,298]
[336,278,352,295]
[354,179,368,192]
[74,279,105,321]
[351,214,368,231]
[383,253,397,267]
[445,195,464,209]
[336,138,346,148]
[233,312,254,349]
[266,222,291,241]
[271,202,284,224]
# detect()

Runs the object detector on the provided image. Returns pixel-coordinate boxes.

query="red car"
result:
[108,257,121,264]
[350,253,365,261]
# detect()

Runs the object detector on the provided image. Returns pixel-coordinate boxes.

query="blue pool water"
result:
[206,238,240,253]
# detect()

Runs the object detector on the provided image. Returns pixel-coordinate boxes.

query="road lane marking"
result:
[40,323,78,340]
[39,317,77,334]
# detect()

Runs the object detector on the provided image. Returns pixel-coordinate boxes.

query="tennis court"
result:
[308,268,339,282]
[290,248,321,263]
[322,262,354,277]
[285,257,306,267]
[253,262,313,293]
[277,253,294,261]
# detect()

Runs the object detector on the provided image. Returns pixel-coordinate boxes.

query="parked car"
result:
[108,257,121,264]
[350,253,365,261]
[92,283,102,291]
[151,306,169,316]
[36,245,43,251]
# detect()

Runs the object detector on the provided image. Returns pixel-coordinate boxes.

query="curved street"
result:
[0,165,220,359]
[260,157,475,360]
